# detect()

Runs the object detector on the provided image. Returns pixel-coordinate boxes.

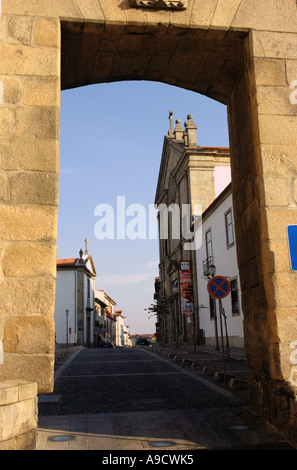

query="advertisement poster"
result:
[180,260,193,322]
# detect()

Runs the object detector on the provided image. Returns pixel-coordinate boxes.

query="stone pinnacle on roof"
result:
[168,110,175,137]
[79,248,84,264]
[174,119,184,141]
[185,114,197,147]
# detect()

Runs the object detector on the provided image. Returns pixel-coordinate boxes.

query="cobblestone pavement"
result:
[54,345,84,372]
[151,344,248,401]
[37,346,296,451]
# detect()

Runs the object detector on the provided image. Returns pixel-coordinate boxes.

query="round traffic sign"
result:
[207,275,230,299]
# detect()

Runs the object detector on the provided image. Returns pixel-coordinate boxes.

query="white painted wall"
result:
[83,274,95,344]
[54,270,77,344]
[196,191,244,348]
[115,314,125,346]
[214,166,231,197]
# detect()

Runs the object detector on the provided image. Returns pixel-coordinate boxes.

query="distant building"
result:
[54,240,97,347]
[124,326,132,347]
[55,241,132,349]
[155,112,230,348]
[94,293,132,347]
[94,290,117,346]
[114,310,133,346]
[196,183,244,348]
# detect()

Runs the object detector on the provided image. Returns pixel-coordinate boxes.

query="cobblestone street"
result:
[37,346,295,451]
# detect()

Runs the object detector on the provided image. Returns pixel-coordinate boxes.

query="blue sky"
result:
[58,81,230,335]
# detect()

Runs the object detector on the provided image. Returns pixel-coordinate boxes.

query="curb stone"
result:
[229,377,248,390]
[214,371,235,382]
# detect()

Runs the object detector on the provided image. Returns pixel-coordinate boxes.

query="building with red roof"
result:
[54,239,97,347]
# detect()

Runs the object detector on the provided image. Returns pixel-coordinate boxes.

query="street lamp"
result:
[65,309,69,347]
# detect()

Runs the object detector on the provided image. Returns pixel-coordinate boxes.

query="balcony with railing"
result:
[203,256,215,277]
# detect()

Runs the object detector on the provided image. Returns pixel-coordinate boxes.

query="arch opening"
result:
[57,79,231,344]
[59,20,280,430]
[61,21,248,104]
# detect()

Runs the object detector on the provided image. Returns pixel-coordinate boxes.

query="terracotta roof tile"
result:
[57,258,79,266]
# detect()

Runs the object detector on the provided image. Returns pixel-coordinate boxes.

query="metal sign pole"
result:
[222,307,231,360]
[207,275,231,385]
[218,299,226,384]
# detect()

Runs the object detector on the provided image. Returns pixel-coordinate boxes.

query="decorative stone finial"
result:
[84,238,88,255]
[185,114,197,147]
[183,120,188,146]
[168,110,174,137]
[79,248,83,259]
[174,119,184,141]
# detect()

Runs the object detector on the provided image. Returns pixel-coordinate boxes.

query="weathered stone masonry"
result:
[0,0,297,446]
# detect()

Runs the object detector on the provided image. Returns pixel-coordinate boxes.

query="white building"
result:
[94,295,132,347]
[123,325,132,347]
[54,243,97,347]
[114,310,126,347]
[94,290,117,346]
[113,311,132,347]
[196,183,244,348]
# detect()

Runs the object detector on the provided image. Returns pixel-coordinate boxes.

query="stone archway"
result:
[0,0,297,443]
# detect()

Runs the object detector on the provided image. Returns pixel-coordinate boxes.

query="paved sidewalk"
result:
[151,343,248,400]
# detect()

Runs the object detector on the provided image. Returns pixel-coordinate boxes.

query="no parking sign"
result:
[207,275,230,299]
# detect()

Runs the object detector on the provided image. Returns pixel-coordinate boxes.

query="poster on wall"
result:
[180,260,194,322]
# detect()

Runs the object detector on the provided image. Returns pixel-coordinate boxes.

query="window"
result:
[225,209,234,247]
[209,295,216,320]
[205,229,213,259]
[164,239,168,257]
[230,279,239,315]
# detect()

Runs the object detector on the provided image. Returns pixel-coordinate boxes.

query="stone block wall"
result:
[0,1,60,394]
[228,29,297,439]
[0,381,37,450]
[0,0,296,446]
